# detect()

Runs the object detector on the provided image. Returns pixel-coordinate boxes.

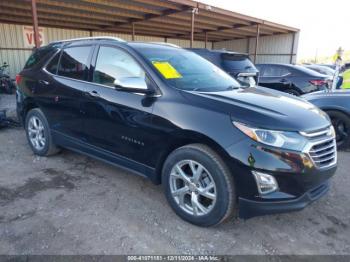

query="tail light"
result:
[15,74,22,85]
[309,79,327,86]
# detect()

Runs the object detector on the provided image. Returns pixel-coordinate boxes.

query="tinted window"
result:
[262,66,291,77]
[93,46,145,87]
[306,66,334,76]
[46,52,60,74]
[221,54,256,71]
[57,46,91,80]
[24,46,53,69]
[135,46,240,92]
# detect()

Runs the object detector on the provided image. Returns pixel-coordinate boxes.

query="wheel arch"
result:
[154,130,233,185]
[21,99,40,126]
[322,107,350,118]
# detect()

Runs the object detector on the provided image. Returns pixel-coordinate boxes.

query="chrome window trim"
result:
[42,45,161,97]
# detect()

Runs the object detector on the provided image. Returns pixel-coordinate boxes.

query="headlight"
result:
[233,122,308,151]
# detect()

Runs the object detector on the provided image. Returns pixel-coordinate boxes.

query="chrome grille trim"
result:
[301,126,337,169]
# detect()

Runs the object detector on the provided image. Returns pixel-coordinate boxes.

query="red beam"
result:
[31,0,40,48]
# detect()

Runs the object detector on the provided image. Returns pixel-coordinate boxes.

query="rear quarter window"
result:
[24,47,54,69]
[46,52,60,74]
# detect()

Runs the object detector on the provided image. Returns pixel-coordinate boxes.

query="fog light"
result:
[252,171,278,195]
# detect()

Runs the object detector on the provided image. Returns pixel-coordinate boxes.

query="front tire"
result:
[162,144,236,227]
[25,108,60,156]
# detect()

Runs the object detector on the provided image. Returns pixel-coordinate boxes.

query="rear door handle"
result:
[86,90,100,97]
[39,80,50,85]
[280,79,288,83]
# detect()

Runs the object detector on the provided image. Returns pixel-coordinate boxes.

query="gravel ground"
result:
[0,94,349,255]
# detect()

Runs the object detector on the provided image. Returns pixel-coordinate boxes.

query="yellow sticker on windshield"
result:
[152,61,182,79]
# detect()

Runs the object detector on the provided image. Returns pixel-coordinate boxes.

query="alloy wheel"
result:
[169,160,217,216]
[28,116,46,151]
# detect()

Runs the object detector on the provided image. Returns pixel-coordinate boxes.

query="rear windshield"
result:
[221,54,256,71]
[24,46,54,69]
[305,65,335,76]
[293,65,327,77]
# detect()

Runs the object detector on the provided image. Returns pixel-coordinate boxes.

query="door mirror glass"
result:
[114,77,148,92]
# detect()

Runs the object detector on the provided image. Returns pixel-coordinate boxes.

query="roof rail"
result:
[50,36,126,44]
[150,42,181,48]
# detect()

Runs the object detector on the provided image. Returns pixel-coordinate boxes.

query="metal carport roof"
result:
[0,0,299,45]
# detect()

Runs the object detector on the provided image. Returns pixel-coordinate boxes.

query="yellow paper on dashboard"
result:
[152,61,182,79]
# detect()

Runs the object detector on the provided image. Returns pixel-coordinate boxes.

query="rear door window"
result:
[46,52,60,74]
[262,66,291,77]
[57,46,91,81]
[24,47,53,69]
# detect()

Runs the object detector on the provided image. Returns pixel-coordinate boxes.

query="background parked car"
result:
[303,90,350,150]
[316,64,337,70]
[304,64,335,77]
[304,64,343,89]
[255,63,331,96]
[188,48,259,87]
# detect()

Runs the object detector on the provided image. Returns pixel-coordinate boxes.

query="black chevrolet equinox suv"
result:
[16,37,337,227]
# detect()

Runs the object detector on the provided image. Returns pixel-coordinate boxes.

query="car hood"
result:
[182,87,331,132]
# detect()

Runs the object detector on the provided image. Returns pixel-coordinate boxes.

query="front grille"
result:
[304,127,337,169]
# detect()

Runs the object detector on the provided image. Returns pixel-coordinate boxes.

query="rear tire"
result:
[25,108,60,156]
[327,110,350,150]
[162,144,236,227]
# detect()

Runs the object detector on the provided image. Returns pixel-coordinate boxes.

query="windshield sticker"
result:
[152,61,182,79]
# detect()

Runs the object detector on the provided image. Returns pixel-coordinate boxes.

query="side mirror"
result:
[114,77,153,94]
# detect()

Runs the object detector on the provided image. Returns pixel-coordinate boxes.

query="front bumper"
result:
[225,138,337,219]
[239,179,330,219]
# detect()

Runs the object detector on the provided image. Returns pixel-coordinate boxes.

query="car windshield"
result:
[135,46,241,92]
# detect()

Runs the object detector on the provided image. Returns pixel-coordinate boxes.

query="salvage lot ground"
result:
[0,94,349,255]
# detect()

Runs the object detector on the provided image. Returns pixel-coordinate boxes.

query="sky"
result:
[199,0,350,60]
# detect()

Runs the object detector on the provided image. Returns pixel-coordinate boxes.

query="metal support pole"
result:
[30,0,40,48]
[253,24,260,63]
[190,8,198,48]
[89,30,93,37]
[290,32,296,64]
[164,37,168,43]
[246,38,250,54]
[204,31,208,49]
[132,22,135,41]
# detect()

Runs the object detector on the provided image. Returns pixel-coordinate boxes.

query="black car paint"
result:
[17,40,337,219]
[256,63,330,95]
